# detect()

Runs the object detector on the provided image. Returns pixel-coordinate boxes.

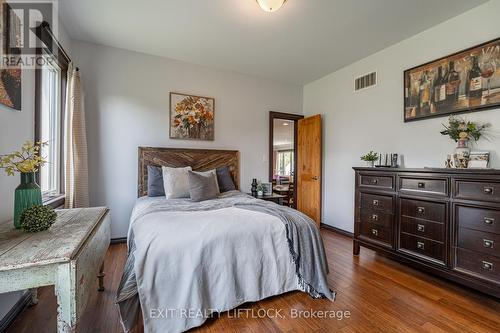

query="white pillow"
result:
[162,166,193,199]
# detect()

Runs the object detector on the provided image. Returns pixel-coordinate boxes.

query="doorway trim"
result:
[269,111,304,206]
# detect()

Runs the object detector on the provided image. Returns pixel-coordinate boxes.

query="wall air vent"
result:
[354,71,377,91]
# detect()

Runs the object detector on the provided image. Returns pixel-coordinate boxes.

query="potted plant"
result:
[0,141,47,228]
[440,116,490,168]
[360,151,379,167]
[256,183,264,197]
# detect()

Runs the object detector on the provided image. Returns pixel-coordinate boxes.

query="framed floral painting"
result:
[170,92,215,141]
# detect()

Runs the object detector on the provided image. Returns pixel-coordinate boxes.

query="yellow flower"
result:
[0,141,48,176]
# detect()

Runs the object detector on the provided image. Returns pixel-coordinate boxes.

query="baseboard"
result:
[0,292,31,333]
[320,223,354,238]
[110,237,127,244]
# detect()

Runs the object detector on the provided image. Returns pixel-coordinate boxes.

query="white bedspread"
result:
[129,197,299,333]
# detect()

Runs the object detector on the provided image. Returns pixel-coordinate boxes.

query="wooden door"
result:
[297,115,322,226]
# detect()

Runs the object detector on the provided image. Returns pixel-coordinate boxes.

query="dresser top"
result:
[353,167,500,175]
[0,207,108,271]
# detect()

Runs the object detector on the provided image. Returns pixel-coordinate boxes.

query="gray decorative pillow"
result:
[188,170,219,202]
[216,166,236,192]
[147,165,165,197]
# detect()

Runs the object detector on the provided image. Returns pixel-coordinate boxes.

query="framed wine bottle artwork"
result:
[404,37,500,122]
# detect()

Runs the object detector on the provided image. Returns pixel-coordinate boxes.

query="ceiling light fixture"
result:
[256,0,287,13]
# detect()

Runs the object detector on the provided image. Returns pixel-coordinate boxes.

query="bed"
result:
[116,147,334,333]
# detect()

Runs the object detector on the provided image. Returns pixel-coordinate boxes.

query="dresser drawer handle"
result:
[417,207,425,215]
[372,214,378,221]
[372,179,379,185]
[371,229,378,236]
[483,239,494,248]
[484,217,495,225]
[417,224,425,232]
[417,182,426,189]
[483,187,494,195]
[372,199,379,206]
[482,261,493,271]
[417,242,425,250]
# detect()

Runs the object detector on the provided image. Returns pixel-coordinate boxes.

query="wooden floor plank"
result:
[5,230,500,333]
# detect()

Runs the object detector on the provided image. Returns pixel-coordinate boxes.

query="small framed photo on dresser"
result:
[468,151,490,169]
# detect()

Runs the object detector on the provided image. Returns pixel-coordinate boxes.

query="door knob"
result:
[311,176,319,181]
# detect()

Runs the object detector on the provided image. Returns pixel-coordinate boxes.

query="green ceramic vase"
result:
[14,172,42,229]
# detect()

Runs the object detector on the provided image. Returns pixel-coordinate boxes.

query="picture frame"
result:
[404,37,500,122]
[262,182,272,196]
[0,1,22,111]
[170,92,215,141]
[468,151,490,169]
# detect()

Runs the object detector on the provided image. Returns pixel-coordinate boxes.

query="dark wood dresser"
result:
[353,167,500,298]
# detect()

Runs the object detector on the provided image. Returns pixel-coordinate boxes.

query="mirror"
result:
[269,112,303,208]
[273,119,295,181]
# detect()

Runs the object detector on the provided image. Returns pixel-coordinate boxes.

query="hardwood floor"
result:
[6,230,500,333]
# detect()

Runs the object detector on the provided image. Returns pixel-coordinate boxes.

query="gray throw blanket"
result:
[117,191,334,332]
[234,200,333,299]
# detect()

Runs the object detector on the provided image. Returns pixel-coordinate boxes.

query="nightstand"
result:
[248,193,286,205]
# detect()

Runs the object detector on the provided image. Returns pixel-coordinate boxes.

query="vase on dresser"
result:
[453,139,471,169]
[14,172,42,229]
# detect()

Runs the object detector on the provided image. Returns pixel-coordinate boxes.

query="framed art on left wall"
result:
[170,92,215,141]
[0,0,21,111]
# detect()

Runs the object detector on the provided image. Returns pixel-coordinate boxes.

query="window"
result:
[276,150,294,176]
[35,23,69,206]
[39,54,62,199]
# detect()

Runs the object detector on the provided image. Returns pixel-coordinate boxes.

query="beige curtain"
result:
[64,62,89,208]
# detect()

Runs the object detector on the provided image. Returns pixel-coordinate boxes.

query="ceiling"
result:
[59,0,488,85]
[273,119,294,148]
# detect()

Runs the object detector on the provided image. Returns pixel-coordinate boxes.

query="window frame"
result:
[276,149,294,177]
[34,22,70,208]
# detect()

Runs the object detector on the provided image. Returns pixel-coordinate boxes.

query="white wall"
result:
[0,18,72,323]
[303,0,500,233]
[72,41,303,238]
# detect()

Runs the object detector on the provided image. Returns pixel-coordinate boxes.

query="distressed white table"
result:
[0,207,111,333]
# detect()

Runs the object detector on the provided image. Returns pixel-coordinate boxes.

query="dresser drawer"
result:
[360,221,393,248]
[360,209,393,228]
[400,198,446,223]
[399,176,448,196]
[400,216,445,242]
[360,193,393,213]
[456,205,500,235]
[456,248,500,283]
[457,228,500,258]
[399,233,445,264]
[360,174,393,189]
[454,180,500,203]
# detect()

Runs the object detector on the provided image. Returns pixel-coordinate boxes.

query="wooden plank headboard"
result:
[138,147,240,197]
